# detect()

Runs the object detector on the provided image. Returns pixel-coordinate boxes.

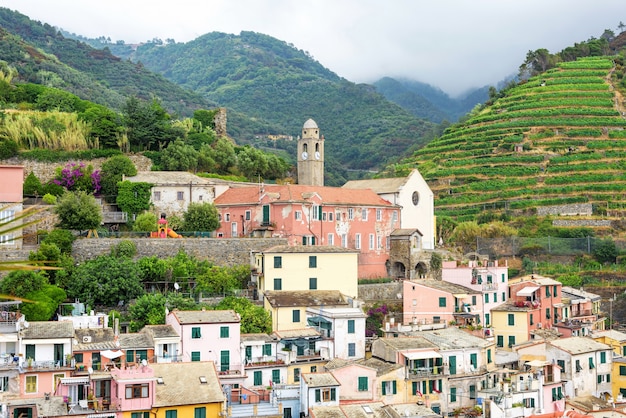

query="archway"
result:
[415,261,429,279]
[392,262,406,279]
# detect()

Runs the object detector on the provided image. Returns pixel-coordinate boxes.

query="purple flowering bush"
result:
[53,162,101,195]
[365,303,389,337]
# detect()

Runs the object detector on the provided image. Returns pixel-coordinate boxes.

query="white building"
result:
[306,306,367,360]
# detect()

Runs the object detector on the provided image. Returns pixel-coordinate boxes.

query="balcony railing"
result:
[407,366,444,379]
[483,282,498,291]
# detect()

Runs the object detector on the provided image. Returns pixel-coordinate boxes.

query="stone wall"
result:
[72,237,288,266]
[2,154,152,184]
[213,108,228,138]
[357,282,403,305]
[552,219,613,227]
[537,203,593,217]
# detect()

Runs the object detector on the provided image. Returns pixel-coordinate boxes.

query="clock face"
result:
[315,151,321,160]
[301,151,308,160]
[412,191,419,206]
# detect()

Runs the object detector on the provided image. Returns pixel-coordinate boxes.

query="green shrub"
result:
[42,193,57,205]
[0,139,18,159]
[41,229,75,254]
[110,240,137,258]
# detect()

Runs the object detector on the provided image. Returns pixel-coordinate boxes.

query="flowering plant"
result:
[53,162,101,195]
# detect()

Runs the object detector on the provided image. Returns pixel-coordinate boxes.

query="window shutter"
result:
[382,382,386,396]
[392,380,397,394]
[315,389,321,402]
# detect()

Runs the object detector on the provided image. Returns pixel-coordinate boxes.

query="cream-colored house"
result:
[252,245,359,299]
[342,169,436,249]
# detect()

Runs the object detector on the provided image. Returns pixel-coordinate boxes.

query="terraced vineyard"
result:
[394,56,626,221]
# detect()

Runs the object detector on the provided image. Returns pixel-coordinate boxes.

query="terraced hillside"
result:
[395,56,626,221]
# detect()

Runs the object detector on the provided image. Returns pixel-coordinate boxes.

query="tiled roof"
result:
[339,402,387,418]
[118,333,153,349]
[240,333,274,343]
[491,302,534,312]
[375,337,437,351]
[273,328,321,339]
[409,279,480,295]
[264,290,348,308]
[140,324,180,339]
[342,176,410,194]
[562,286,601,301]
[22,321,74,339]
[214,184,396,207]
[170,309,240,324]
[125,171,246,186]
[262,245,358,254]
[549,336,610,354]
[74,328,118,351]
[355,357,403,376]
[151,362,225,406]
[592,329,626,342]
[421,327,492,349]
[302,372,339,388]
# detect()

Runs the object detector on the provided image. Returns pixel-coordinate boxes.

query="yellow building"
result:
[150,361,225,418]
[592,329,626,357]
[491,305,533,350]
[263,290,349,332]
[612,357,626,400]
[253,246,359,299]
[286,361,327,385]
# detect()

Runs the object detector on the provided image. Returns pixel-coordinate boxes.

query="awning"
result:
[404,350,442,360]
[526,360,548,367]
[61,377,90,385]
[87,414,116,418]
[100,349,124,359]
[517,286,540,297]
[453,294,468,299]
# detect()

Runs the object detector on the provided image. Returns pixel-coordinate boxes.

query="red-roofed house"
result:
[213,184,400,278]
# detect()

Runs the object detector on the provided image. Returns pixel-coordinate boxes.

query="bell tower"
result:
[297,118,324,186]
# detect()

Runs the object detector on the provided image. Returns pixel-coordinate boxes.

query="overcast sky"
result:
[1,0,624,96]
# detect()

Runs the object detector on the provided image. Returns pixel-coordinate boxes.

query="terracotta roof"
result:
[264,290,348,308]
[151,362,225,407]
[74,328,118,351]
[409,279,480,295]
[214,184,396,207]
[170,309,240,324]
[22,321,74,339]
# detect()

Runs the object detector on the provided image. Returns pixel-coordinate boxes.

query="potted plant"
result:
[27,357,33,368]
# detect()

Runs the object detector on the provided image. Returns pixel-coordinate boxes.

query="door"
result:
[220,350,230,372]
[262,205,270,225]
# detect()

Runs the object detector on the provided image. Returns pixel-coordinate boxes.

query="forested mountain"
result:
[0,8,212,115]
[130,31,437,176]
[373,77,490,123]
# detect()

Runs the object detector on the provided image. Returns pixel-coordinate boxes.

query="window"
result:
[546,286,551,298]
[131,413,150,418]
[392,211,398,223]
[220,351,229,372]
[191,327,201,339]
[358,376,368,391]
[493,293,497,303]
[329,212,334,222]
[348,320,355,334]
[485,293,489,303]
[315,388,337,402]
[438,297,446,307]
[126,383,149,399]
[348,343,356,357]
[263,344,271,356]
[487,349,492,363]
[274,256,282,268]
[322,212,327,221]
[376,209,382,221]
[327,233,334,245]
[311,366,317,372]
[485,313,490,326]
[272,369,280,384]
[472,296,476,306]
[469,384,476,400]
[508,336,515,348]
[220,326,229,338]
[177,191,184,201]
[231,222,238,237]
[295,211,302,220]
[369,234,375,250]
[450,387,457,402]
[245,210,251,220]
[74,353,84,363]
[378,235,383,249]
[601,351,607,364]
[153,191,161,201]
[589,357,595,369]
[355,233,361,249]
[292,309,300,323]
[524,398,535,408]
[530,314,534,325]
[502,292,506,302]
[309,278,317,290]
[225,213,230,221]
[361,208,368,221]
[546,308,551,319]
[191,352,200,362]
[25,375,37,393]
[341,234,347,248]
[551,387,563,401]
[502,274,506,283]
[557,360,565,371]
[165,411,178,418]
[294,368,300,382]
[381,380,397,395]
[274,278,282,290]
[348,208,354,220]
[497,336,504,347]
[470,353,477,369]
[309,256,317,268]
[194,407,206,418]
[576,360,582,372]
[26,344,35,360]
[553,285,558,297]
[254,370,262,386]
[312,205,320,221]
[508,314,515,326]
[487,275,493,283]
[0,375,11,392]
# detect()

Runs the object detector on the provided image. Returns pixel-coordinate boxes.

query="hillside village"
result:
[0,118,623,418]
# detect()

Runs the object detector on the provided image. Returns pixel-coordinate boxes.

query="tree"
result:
[451,221,482,253]
[237,146,269,180]
[116,181,152,218]
[593,238,618,264]
[68,255,144,307]
[100,155,137,202]
[79,105,122,149]
[23,171,43,197]
[133,212,158,232]
[122,96,175,151]
[54,191,102,231]
[128,293,167,332]
[214,296,271,333]
[196,265,248,294]
[161,139,199,171]
[213,137,237,174]
[183,202,220,232]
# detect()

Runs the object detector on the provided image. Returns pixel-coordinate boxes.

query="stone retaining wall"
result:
[537,203,593,216]
[72,237,288,266]
[552,219,613,227]
[357,282,403,305]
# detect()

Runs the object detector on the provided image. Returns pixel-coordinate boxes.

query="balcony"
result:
[217,364,244,378]
[407,366,444,379]
[483,282,498,291]
[245,358,285,369]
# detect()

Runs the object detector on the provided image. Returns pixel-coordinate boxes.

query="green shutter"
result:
[438,297,446,307]
[254,370,262,386]
[220,326,229,338]
[450,387,457,402]
[348,320,355,333]
[470,353,477,368]
[191,351,200,362]
[449,356,456,375]
[392,380,397,394]
[315,389,321,402]
[262,205,270,224]
[508,314,514,326]
[382,381,386,395]
[331,387,336,400]
[220,350,229,371]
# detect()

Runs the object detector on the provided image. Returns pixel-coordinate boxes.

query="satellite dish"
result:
[141,359,147,367]
[88,367,93,374]
[23,321,29,328]
[174,283,180,290]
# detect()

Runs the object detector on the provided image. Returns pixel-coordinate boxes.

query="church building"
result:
[297,119,324,186]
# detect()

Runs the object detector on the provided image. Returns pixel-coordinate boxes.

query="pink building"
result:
[555,287,604,337]
[213,184,400,278]
[441,258,509,328]
[0,165,24,248]
[509,275,563,328]
[402,279,482,327]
